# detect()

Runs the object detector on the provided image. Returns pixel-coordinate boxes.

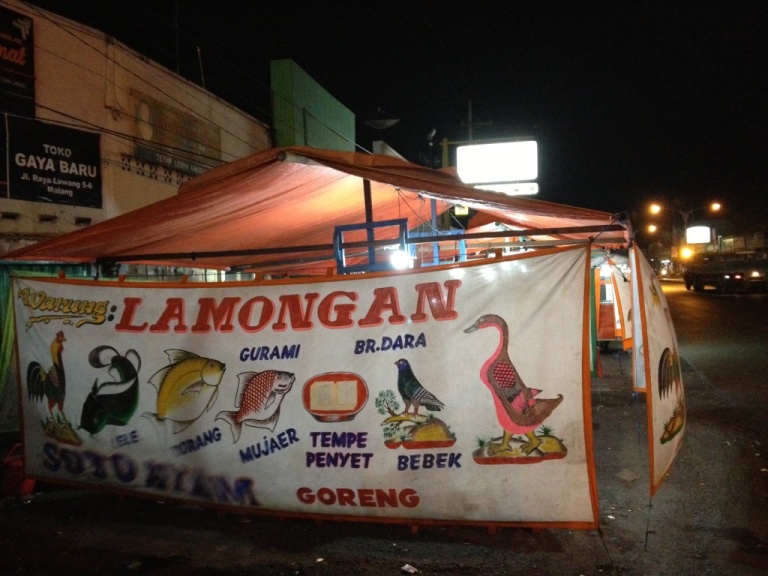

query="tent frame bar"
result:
[228,236,628,273]
[93,223,627,265]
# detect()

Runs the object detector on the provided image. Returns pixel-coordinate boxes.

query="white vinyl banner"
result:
[609,256,632,347]
[13,245,597,527]
[632,247,686,494]
[630,248,648,392]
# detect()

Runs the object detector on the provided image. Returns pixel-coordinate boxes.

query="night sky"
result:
[25,1,768,228]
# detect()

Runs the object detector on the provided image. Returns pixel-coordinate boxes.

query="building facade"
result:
[0,0,271,256]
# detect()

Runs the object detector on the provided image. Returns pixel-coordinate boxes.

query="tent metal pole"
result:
[363,179,376,265]
[431,199,439,265]
[93,224,627,265]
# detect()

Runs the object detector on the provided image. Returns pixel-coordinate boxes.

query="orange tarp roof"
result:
[2,147,628,273]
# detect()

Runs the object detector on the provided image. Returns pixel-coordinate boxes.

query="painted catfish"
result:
[143,350,225,434]
[216,370,295,442]
[79,346,141,435]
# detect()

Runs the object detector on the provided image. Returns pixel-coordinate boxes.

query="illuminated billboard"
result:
[456,141,538,195]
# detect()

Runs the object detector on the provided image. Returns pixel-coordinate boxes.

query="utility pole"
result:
[446,99,492,166]
[467,99,473,142]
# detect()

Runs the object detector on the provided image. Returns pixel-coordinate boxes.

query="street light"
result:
[649,201,721,234]
[641,223,667,262]
[648,201,723,260]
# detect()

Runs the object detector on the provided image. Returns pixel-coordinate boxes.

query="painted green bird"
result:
[394,358,444,415]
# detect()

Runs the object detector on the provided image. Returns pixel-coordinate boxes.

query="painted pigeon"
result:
[394,358,444,415]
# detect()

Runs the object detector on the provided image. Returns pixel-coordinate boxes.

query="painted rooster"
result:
[464,314,562,454]
[27,330,68,420]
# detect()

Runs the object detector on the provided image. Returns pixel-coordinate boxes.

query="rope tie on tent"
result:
[628,388,657,552]
[644,498,655,551]
[596,526,615,570]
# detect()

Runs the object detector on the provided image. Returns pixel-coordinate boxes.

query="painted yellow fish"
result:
[144,350,225,434]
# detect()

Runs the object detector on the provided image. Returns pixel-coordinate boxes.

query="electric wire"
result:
[20,2,263,155]
[19,1,364,154]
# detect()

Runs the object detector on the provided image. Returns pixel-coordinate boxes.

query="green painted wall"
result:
[270,59,355,151]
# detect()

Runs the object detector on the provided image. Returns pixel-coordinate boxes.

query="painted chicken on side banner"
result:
[464,314,565,458]
[658,346,685,444]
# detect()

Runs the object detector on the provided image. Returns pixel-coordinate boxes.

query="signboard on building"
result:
[13,246,599,528]
[0,4,34,116]
[5,115,101,207]
[132,90,221,176]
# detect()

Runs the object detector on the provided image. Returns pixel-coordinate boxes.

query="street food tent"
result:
[2,146,627,273]
[2,147,684,528]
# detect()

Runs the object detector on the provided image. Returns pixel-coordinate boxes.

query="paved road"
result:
[1,284,767,575]
[663,281,768,450]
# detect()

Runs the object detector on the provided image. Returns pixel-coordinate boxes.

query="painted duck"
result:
[464,314,563,454]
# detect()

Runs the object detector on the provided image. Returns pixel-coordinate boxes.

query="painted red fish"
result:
[216,370,295,442]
